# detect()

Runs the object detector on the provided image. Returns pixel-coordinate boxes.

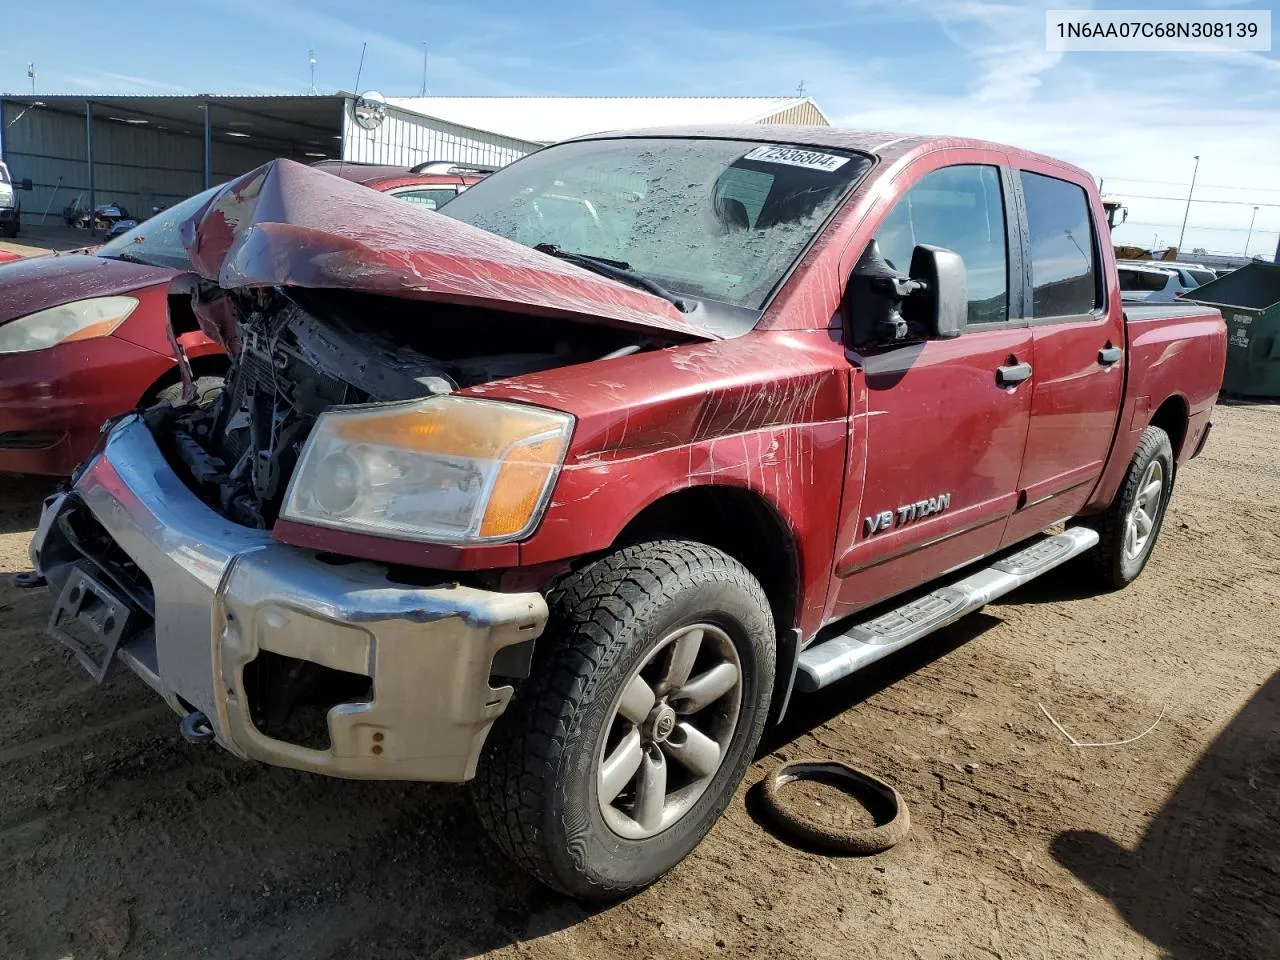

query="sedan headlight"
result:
[282,396,574,544]
[0,296,139,355]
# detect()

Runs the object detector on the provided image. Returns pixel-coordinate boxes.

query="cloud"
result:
[60,70,192,95]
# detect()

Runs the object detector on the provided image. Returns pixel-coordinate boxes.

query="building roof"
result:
[387,96,827,144]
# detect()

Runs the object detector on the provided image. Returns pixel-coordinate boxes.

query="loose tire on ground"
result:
[1076,425,1174,590]
[760,759,910,855]
[472,539,776,900]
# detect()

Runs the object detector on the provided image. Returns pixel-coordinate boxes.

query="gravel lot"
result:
[1,400,1276,960]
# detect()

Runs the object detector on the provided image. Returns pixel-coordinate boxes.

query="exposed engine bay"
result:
[147,286,648,528]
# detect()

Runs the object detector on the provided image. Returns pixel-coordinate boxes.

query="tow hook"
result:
[180,710,216,744]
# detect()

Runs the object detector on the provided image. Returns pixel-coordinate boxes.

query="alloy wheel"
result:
[595,623,743,840]
[1124,459,1165,560]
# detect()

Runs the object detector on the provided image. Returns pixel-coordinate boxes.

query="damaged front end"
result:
[32,157,710,778]
[150,158,706,531]
[148,284,638,529]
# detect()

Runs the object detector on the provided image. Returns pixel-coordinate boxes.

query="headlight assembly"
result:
[281,396,574,544]
[0,296,140,355]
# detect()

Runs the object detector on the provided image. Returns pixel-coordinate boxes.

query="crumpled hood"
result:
[0,252,175,325]
[181,158,714,341]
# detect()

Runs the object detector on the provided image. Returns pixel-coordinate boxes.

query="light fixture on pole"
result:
[27,63,36,95]
[1246,205,1259,255]
[1177,154,1200,253]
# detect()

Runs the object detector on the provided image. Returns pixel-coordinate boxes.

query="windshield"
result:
[97,186,220,269]
[441,138,872,312]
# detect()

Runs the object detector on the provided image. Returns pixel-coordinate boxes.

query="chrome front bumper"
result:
[31,416,548,782]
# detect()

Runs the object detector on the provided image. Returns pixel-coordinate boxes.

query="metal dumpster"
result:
[1187,262,1280,397]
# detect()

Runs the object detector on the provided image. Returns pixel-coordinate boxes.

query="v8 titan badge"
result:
[864,494,952,535]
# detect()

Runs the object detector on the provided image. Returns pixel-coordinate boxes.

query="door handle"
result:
[996,362,1033,386]
[1098,346,1123,365]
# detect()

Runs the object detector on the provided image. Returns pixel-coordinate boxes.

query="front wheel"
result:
[1076,425,1174,589]
[473,540,776,899]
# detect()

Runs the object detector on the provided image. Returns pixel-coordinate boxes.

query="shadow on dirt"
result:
[0,683,603,959]
[761,611,1003,758]
[1052,670,1280,959]
[989,566,1102,606]
[0,473,55,537]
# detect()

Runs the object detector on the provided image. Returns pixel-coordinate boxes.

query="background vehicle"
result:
[0,166,485,475]
[1118,263,1187,302]
[0,250,22,265]
[0,159,20,238]
[315,159,490,209]
[0,186,226,474]
[1164,262,1218,286]
[31,132,1225,900]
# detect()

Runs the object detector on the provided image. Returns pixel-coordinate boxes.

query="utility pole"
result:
[308,48,318,95]
[1245,205,1259,255]
[27,63,36,95]
[420,42,428,97]
[1177,154,1200,253]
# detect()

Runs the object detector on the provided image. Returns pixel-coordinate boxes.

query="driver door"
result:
[830,161,1033,619]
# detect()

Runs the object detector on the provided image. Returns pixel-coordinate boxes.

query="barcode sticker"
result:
[743,146,850,172]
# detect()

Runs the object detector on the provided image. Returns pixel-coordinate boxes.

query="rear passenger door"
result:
[1004,169,1125,544]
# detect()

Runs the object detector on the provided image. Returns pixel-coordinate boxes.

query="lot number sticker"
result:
[744,146,850,172]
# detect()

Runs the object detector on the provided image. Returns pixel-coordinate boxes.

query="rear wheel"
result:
[1077,425,1174,589]
[473,540,776,899]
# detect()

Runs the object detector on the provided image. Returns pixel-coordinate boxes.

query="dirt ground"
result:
[1,401,1277,960]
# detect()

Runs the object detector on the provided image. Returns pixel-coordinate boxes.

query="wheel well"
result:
[616,486,799,634]
[138,353,230,406]
[1150,395,1189,461]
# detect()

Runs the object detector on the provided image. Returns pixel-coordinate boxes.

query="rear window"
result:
[0,163,10,184]
[1119,268,1172,292]
[1188,268,1216,285]
[1020,171,1100,317]
[391,187,459,211]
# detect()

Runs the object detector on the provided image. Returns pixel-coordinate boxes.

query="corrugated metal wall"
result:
[0,103,276,223]
[759,102,829,126]
[341,100,539,169]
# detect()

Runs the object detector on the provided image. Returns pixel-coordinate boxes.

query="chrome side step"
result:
[795,527,1099,692]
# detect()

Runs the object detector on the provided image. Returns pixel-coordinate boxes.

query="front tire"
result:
[1077,425,1174,589]
[473,540,776,899]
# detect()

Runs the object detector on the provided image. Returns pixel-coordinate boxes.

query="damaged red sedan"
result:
[0,164,484,475]
[31,129,1224,899]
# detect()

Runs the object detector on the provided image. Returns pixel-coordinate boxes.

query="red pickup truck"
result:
[30,128,1225,899]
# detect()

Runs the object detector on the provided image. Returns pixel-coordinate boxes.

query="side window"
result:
[1020,171,1100,318]
[876,165,1008,325]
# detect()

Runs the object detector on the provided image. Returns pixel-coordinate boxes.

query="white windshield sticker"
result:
[743,145,850,172]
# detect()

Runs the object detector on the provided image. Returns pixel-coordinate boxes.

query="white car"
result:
[0,160,20,238]
[1118,264,1190,303]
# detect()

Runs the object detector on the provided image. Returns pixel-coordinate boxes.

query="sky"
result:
[3,0,1278,256]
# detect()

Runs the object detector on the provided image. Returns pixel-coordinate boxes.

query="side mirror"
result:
[845,241,968,348]
[844,240,923,348]
[909,244,967,340]
[20,178,33,192]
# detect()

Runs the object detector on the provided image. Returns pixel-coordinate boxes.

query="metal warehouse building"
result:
[0,92,539,226]
[0,92,828,229]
